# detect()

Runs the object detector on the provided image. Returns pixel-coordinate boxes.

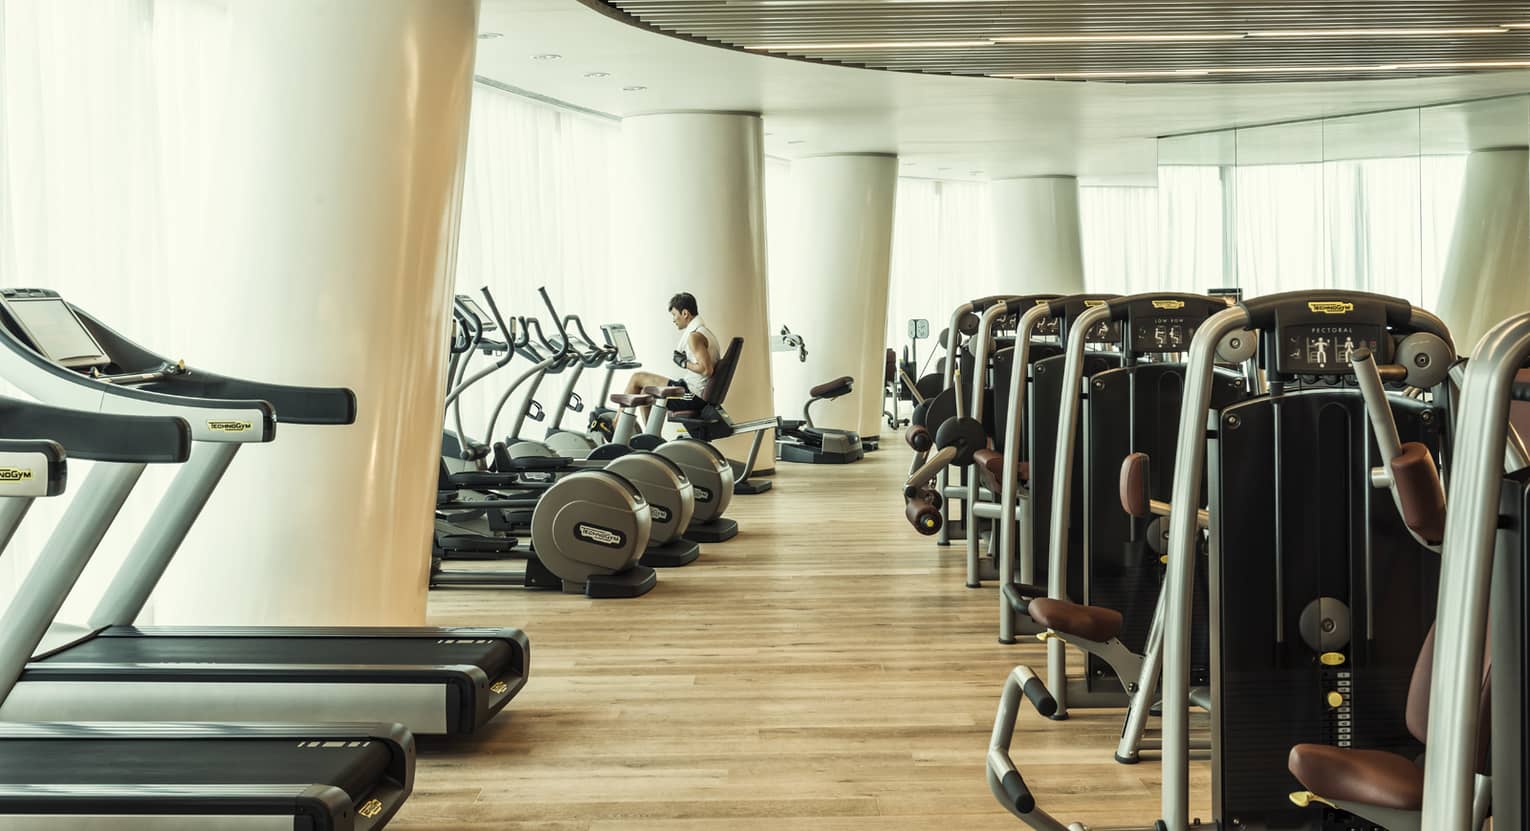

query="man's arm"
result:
[687,331,716,377]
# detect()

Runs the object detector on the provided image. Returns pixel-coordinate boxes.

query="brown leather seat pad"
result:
[1287,744,1423,810]
[642,385,687,398]
[609,393,653,408]
[971,449,1027,493]
[1390,443,1445,545]
[1119,452,1151,517]
[810,376,854,398]
[1027,598,1123,643]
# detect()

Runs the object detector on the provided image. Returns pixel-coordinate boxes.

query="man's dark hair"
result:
[668,292,699,316]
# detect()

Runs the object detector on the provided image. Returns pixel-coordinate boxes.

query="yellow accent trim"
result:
[1159,555,1169,565]
[358,799,384,819]
[1151,299,1187,310]
[1320,651,1346,666]
[1036,631,1058,642]
[1290,791,1337,809]
[1083,299,1106,308]
[490,680,509,695]
[1327,691,1344,708]
[1307,301,1354,315]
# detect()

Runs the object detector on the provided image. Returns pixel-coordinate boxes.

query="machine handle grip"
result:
[565,313,599,349]
[1022,675,1058,718]
[999,770,1036,815]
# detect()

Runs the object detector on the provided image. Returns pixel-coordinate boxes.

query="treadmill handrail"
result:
[0,395,190,464]
[0,291,359,440]
[0,437,66,498]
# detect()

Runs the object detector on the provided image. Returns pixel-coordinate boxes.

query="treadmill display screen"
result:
[1277,324,1383,374]
[457,296,493,328]
[1131,316,1199,353]
[4,297,109,369]
[604,325,637,362]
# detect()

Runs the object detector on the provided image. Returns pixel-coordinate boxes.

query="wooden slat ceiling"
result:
[588,1,1530,83]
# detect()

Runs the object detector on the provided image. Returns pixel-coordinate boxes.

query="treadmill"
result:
[0,399,414,828]
[0,288,528,736]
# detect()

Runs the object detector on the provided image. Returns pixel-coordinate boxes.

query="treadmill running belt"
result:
[38,633,515,676]
[0,737,390,799]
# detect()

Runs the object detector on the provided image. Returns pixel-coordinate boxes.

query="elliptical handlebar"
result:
[537,287,571,359]
[477,287,517,347]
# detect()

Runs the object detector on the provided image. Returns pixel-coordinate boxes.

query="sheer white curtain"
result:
[884,178,997,362]
[450,85,623,450]
[1157,166,1227,291]
[0,0,230,616]
[1079,186,1163,294]
[1230,156,1467,304]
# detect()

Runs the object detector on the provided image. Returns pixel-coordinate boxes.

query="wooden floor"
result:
[402,447,1209,829]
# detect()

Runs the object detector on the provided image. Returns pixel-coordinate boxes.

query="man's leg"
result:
[625,371,669,425]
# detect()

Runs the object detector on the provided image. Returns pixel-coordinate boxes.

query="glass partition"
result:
[1156,94,1528,308]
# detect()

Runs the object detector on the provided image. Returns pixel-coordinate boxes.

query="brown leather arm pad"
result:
[1119,452,1151,518]
[1390,442,1446,545]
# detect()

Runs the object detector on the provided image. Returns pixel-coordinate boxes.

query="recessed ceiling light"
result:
[998,69,1210,79]
[1247,27,1508,37]
[478,32,503,40]
[970,170,984,175]
[623,85,647,91]
[1502,22,1530,28]
[532,53,562,61]
[787,139,806,144]
[746,40,991,50]
[995,60,1530,80]
[1398,59,1530,69]
[584,72,610,78]
[992,32,1244,43]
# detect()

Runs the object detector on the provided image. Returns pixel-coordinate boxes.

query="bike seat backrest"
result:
[697,337,744,405]
[809,376,854,400]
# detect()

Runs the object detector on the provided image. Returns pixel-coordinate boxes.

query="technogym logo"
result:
[207,420,252,433]
[694,486,713,503]
[0,467,33,482]
[575,522,626,549]
[358,799,384,819]
[1307,301,1354,315]
[651,505,671,523]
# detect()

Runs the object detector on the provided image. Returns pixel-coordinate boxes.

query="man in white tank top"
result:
[622,292,722,422]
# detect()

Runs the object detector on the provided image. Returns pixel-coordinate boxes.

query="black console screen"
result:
[1131,316,1199,353]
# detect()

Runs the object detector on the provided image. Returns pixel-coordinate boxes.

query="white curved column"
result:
[991,176,1086,294]
[770,155,898,438]
[155,0,479,626]
[1435,148,1530,351]
[615,112,775,467]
